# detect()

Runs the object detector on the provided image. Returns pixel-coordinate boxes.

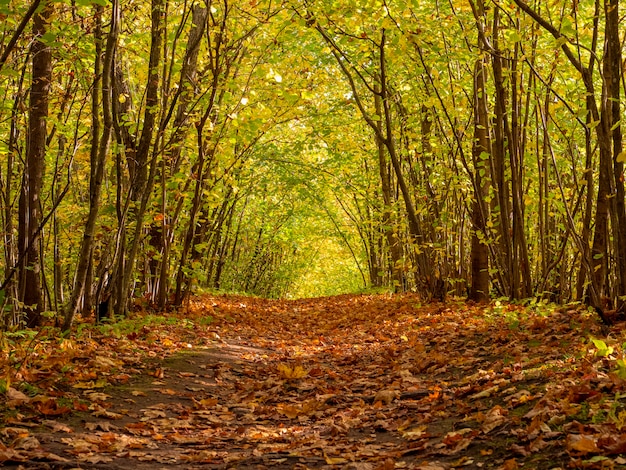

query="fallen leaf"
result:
[499,458,519,470]
[43,420,74,433]
[481,405,507,434]
[374,389,398,405]
[85,392,111,402]
[323,452,348,464]
[73,379,108,389]
[198,397,218,407]
[11,436,41,450]
[401,425,428,440]
[6,388,31,407]
[36,399,72,416]
[277,363,307,379]
[566,434,600,454]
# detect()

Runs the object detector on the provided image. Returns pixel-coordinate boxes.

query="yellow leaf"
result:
[401,425,428,440]
[618,151,626,163]
[73,379,108,389]
[323,452,348,465]
[277,403,300,419]
[277,363,308,379]
[199,398,218,407]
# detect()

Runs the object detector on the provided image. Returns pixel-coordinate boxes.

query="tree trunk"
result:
[63,2,118,330]
[18,1,52,327]
[152,4,207,309]
[604,0,626,302]
[374,87,404,290]
[470,57,491,302]
[116,0,164,316]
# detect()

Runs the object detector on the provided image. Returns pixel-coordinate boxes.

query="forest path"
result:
[1,294,623,469]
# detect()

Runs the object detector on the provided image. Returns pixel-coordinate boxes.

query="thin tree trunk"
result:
[1,65,26,321]
[63,2,118,330]
[470,57,491,302]
[153,4,207,308]
[18,0,52,327]
[116,0,164,316]
[374,87,404,290]
[605,0,626,302]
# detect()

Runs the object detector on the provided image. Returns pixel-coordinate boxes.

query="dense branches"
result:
[0,0,625,329]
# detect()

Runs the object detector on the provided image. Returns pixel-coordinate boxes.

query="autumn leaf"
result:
[198,397,218,407]
[400,425,428,440]
[373,389,398,405]
[277,363,308,379]
[566,434,600,454]
[324,452,348,464]
[85,392,111,402]
[5,387,31,407]
[481,405,507,434]
[500,459,519,470]
[73,379,108,389]
[277,399,321,418]
[36,398,72,416]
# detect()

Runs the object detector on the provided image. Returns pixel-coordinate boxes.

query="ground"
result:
[2,294,626,469]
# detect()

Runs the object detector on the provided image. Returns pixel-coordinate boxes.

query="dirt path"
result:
[1,294,624,469]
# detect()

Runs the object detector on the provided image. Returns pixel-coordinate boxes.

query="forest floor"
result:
[2,294,626,469]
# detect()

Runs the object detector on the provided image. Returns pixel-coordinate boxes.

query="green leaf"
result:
[591,338,613,357]
[615,359,626,380]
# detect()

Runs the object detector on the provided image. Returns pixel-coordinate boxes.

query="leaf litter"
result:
[2,294,626,468]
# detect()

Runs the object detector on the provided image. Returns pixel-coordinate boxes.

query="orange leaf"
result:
[37,399,72,416]
[566,434,600,454]
[500,459,519,470]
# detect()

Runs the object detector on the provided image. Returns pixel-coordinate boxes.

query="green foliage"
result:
[96,314,180,338]
[590,338,614,358]
[0,0,624,330]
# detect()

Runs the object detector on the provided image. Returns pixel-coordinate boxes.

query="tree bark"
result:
[604,0,626,302]
[470,57,491,302]
[116,0,164,316]
[152,4,207,308]
[512,0,611,320]
[63,2,119,330]
[18,1,52,327]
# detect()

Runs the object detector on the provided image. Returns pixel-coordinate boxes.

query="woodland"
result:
[4,0,626,468]
[0,0,624,328]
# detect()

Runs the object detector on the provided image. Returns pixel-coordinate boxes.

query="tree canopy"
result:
[0,0,625,328]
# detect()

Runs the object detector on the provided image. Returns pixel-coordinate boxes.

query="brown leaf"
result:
[566,434,600,454]
[6,388,31,407]
[43,420,74,433]
[499,459,519,470]
[11,436,41,451]
[598,433,626,454]
[373,458,395,470]
[36,399,72,416]
[481,405,507,434]
[374,389,398,405]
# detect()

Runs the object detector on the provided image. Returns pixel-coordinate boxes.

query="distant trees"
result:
[0,0,625,329]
